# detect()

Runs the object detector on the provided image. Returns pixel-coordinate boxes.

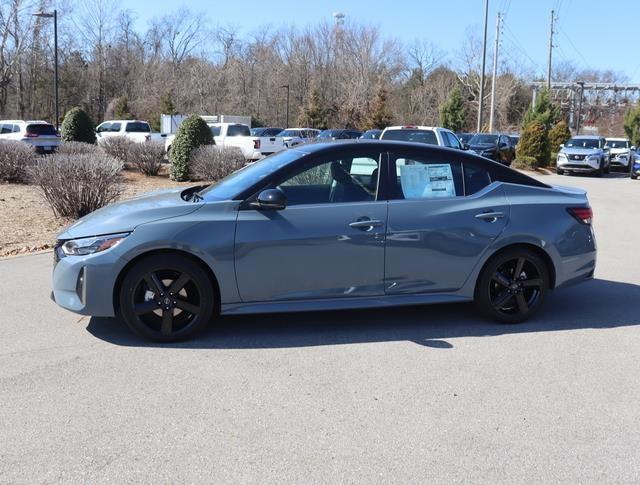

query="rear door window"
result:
[463,162,492,195]
[125,122,150,132]
[13,124,21,133]
[390,152,463,199]
[110,122,122,132]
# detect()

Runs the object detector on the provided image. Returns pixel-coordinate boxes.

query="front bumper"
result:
[52,248,124,317]
[610,155,630,168]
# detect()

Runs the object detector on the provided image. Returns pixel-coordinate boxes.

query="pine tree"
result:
[159,91,177,115]
[517,120,549,167]
[114,96,134,119]
[548,120,571,153]
[523,88,561,129]
[60,107,96,144]
[623,106,640,147]
[364,84,393,130]
[297,89,328,129]
[439,87,466,133]
[169,115,213,181]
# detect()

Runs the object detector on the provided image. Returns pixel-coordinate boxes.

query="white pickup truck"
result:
[165,122,284,161]
[95,120,155,144]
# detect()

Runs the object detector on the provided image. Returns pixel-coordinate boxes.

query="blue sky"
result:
[130,0,640,82]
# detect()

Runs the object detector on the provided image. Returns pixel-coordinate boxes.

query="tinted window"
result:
[279,129,302,137]
[566,138,599,149]
[469,134,499,145]
[0,124,12,134]
[227,124,251,137]
[96,123,111,133]
[391,153,463,199]
[382,129,438,145]
[444,131,462,149]
[463,162,492,195]
[606,140,629,149]
[318,130,341,139]
[211,126,221,137]
[12,124,20,133]
[125,122,150,133]
[508,136,520,145]
[110,122,122,132]
[276,153,380,205]
[26,124,57,135]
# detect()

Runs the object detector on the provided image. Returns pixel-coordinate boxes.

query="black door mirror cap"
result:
[251,188,287,210]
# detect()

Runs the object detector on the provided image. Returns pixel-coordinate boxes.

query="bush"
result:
[511,156,538,170]
[190,145,246,181]
[548,120,571,153]
[517,121,550,167]
[60,107,96,144]
[29,153,123,218]
[101,137,136,165]
[56,141,100,155]
[169,114,213,181]
[0,141,37,183]
[127,143,165,176]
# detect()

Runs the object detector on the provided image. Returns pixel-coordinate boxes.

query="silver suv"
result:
[556,135,610,176]
[0,120,61,153]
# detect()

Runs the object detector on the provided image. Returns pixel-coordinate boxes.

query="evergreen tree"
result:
[439,87,466,133]
[297,89,328,129]
[517,120,549,167]
[623,106,640,147]
[523,88,561,129]
[159,91,177,115]
[60,107,96,144]
[114,96,134,119]
[548,120,571,153]
[364,84,393,130]
[169,115,213,181]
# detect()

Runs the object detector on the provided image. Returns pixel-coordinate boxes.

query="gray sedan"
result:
[52,141,597,342]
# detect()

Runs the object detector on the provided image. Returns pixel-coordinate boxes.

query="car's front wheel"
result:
[474,248,549,324]
[118,254,215,342]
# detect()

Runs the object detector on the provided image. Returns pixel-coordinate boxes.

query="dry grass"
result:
[0,168,192,257]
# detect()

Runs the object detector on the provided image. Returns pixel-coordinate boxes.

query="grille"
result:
[570,154,586,161]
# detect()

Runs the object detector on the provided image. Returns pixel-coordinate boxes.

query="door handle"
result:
[474,211,505,222]
[349,219,383,231]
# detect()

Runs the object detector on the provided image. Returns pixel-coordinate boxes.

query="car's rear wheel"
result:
[118,254,215,342]
[475,248,549,324]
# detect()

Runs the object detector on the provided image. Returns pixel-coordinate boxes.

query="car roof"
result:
[101,119,149,123]
[605,137,628,141]
[384,125,444,131]
[572,135,601,139]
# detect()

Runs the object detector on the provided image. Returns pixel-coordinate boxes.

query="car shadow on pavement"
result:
[87,278,640,349]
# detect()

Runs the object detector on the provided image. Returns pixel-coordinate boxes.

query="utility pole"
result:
[489,12,501,133]
[576,81,585,135]
[477,0,489,132]
[547,10,555,91]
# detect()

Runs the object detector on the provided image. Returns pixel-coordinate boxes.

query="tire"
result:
[118,254,215,342]
[604,158,610,174]
[556,167,563,175]
[474,248,550,324]
[632,173,638,180]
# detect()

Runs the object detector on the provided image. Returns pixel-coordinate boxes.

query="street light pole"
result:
[280,84,290,128]
[477,0,489,133]
[33,10,59,130]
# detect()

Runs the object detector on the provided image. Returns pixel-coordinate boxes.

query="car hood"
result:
[470,144,497,151]
[57,187,204,240]
[561,147,600,155]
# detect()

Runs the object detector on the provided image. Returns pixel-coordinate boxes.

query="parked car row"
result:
[556,136,638,178]
[0,120,61,153]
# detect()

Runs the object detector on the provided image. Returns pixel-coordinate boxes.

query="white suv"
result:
[95,120,152,145]
[0,120,61,153]
[380,125,465,150]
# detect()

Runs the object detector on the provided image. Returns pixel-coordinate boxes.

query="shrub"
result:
[190,145,246,181]
[101,137,136,165]
[511,156,538,170]
[29,152,123,218]
[60,107,96,144]
[548,120,571,153]
[517,121,550,167]
[169,114,213,181]
[127,143,165,176]
[56,141,100,155]
[0,141,37,183]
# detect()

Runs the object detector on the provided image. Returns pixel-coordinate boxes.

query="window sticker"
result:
[399,163,456,198]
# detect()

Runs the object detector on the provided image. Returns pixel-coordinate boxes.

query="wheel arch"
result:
[112,248,222,315]
[475,243,557,292]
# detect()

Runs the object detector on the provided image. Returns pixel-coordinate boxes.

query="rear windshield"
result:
[125,122,150,133]
[382,129,438,145]
[566,138,599,149]
[227,124,251,136]
[26,124,57,135]
[469,134,499,145]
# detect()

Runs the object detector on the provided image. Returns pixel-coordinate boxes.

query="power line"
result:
[556,25,593,70]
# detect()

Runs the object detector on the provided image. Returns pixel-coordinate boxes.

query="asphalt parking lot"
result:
[1,172,639,483]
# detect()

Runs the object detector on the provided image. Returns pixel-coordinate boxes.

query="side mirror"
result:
[499,142,508,148]
[251,188,286,210]
[462,143,470,150]
[560,143,564,148]
[632,146,637,151]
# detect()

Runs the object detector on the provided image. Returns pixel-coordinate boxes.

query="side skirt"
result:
[221,293,472,315]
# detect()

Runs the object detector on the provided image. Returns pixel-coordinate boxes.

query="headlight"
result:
[586,155,600,161]
[557,153,567,160]
[61,232,129,256]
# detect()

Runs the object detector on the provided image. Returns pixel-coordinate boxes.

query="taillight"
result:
[253,139,261,149]
[24,132,39,138]
[567,207,593,225]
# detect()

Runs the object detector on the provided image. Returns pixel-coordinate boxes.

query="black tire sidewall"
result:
[474,248,549,324]
[118,254,215,342]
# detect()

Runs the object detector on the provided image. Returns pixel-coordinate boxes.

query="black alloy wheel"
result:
[475,249,549,323]
[119,254,215,342]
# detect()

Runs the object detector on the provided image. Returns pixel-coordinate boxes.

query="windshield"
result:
[469,134,498,145]
[279,129,302,137]
[606,139,629,149]
[508,136,520,145]
[457,133,474,143]
[227,124,251,136]
[318,130,343,138]
[199,149,303,201]
[381,129,437,145]
[26,124,57,135]
[360,130,381,139]
[566,138,599,149]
